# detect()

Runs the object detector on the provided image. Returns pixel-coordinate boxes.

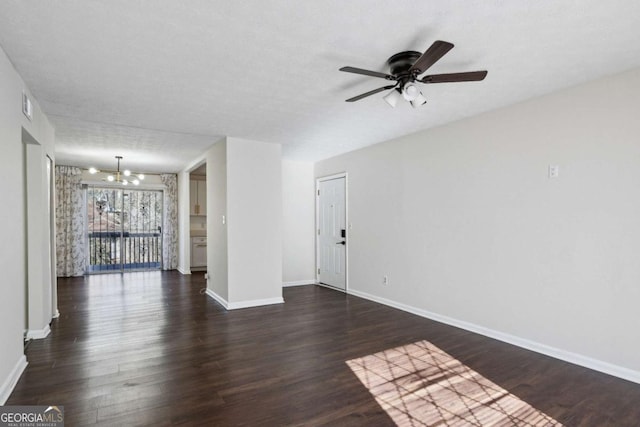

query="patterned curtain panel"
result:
[160,174,178,270]
[55,165,85,276]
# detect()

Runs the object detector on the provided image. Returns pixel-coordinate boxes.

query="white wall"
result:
[315,68,640,382]
[282,160,316,285]
[185,137,283,308]
[0,44,55,403]
[177,169,191,274]
[178,152,315,305]
[207,140,229,301]
[226,137,282,305]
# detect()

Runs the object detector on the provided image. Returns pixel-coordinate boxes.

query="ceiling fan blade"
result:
[345,85,396,102]
[409,40,454,75]
[420,70,488,83]
[339,66,394,80]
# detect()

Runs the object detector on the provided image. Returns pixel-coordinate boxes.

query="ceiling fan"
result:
[339,40,487,107]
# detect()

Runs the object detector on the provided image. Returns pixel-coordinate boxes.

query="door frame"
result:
[47,155,58,318]
[315,172,348,293]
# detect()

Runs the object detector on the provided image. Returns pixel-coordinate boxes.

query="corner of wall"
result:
[0,355,27,405]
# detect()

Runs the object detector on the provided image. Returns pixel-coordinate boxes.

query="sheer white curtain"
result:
[55,165,85,276]
[160,174,178,270]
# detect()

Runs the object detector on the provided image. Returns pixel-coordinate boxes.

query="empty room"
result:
[1,1,639,426]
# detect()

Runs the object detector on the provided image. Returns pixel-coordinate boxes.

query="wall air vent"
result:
[22,91,33,121]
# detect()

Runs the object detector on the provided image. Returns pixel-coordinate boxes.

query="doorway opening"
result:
[189,163,207,272]
[86,186,163,273]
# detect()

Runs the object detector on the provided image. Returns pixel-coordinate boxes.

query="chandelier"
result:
[88,155,145,186]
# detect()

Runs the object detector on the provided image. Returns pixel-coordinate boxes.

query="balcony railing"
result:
[87,231,162,272]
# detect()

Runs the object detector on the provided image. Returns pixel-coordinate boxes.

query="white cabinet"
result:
[191,236,207,269]
[190,179,206,216]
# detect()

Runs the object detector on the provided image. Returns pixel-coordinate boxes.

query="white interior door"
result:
[318,176,346,290]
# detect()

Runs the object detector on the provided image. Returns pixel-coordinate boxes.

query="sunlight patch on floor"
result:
[346,340,563,426]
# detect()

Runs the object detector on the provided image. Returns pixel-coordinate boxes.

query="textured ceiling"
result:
[0,1,639,172]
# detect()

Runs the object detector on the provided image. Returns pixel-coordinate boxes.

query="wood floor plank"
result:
[7,271,640,426]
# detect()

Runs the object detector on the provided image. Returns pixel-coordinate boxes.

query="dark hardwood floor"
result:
[8,271,640,426]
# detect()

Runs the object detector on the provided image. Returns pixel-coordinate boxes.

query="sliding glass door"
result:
[86,186,163,273]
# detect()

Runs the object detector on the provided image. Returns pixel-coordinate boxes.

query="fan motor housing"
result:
[387,51,422,76]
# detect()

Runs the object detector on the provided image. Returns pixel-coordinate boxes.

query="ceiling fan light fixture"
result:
[340,40,487,106]
[88,167,98,174]
[107,175,115,182]
[383,89,401,107]
[402,83,420,101]
[123,170,131,177]
[410,92,427,108]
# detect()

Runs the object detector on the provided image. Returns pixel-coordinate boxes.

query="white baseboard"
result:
[52,309,60,319]
[26,325,51,340]
[227,297,284,310]
[0,355,27,405]
[204,288,284,310]
[283,279,317,287]
[177,266,191,275]
[205,288,228,309]
[348,288,640,385]
[318,283,347,293]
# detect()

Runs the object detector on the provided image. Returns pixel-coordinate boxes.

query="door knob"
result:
[336,241,346,245]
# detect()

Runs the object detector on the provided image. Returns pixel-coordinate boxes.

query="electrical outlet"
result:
[383,275,388,285]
